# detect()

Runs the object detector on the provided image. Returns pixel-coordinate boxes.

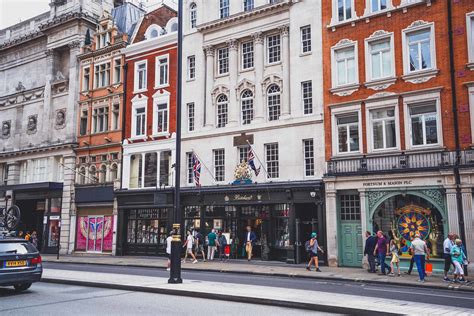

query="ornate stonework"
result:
[2,121,11,139]
[55,108,66,129]
[204,45,215,57]
[251,32,263,44]
[26,114,38,135]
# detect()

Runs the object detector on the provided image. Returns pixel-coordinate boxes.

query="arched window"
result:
[241,90,254,125]
[216,94,228,128]
[78,167,86,185]
[190,3,197,28]
[99,164,107,183]
[267,84,281,121]
[89,165,97,184]
[166,18,178,34]
[110,163,118,182]
[145,24,164,39]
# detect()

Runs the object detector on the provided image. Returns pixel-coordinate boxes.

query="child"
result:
[452,239,466,282]
[389,239,401,277]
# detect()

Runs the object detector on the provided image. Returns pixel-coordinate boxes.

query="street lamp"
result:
[168,0,184,284]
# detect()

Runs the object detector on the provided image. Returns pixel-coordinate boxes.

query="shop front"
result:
[116,189,174,256]
[182,181,325,264]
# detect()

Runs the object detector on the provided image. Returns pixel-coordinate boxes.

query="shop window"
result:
[204,206,237,234]
[129,154,142,188]
[371,194,444,258]
[340,195,360,221]
[265,143,279,178]
[184,206,201,232]
[273,204,290,248]
[126,209,169,249]
[159,151,171,187]
[76,216,114,253]
[50,197,62,213]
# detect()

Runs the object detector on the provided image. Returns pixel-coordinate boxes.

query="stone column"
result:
[461,188,474,260]
[446,188,460,236]
[252,32,265,123]
[66,40,81,141]
[359,189,368,269]
[227,39,238,127]
[279,25,291,119]
[204,46,215,129]
[42,49,54,140]
[325,187,338,267]
[6,162,20,185]
[60,155,76,254]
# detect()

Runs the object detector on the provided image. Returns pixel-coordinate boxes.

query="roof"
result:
[112,2,146,40]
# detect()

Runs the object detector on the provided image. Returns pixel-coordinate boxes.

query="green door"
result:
[340,222,363,267]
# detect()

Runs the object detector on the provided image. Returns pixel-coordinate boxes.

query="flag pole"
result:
[192,149,218,183]
[246,140,269,177]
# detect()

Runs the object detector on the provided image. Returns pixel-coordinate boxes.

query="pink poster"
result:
[76,215,114,252]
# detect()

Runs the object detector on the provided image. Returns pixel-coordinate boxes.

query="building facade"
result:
[116,5,178,256]
[0,0,118,254]
[322,0,474,268]
[74,4,144,255]
[180,0,325,263]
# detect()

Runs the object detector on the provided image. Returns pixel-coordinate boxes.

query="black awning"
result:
[75,185,114,203]
[0,182,63,192]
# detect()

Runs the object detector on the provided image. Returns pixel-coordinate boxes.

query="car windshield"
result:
[0,242,31,255]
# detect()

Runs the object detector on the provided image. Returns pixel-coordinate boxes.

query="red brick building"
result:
[116,5,178,256]
[322,0,474,268]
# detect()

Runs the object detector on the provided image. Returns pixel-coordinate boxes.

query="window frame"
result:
[187,55,196,80]
[187,102,195,132]
[241,41,254,71]
[190,3,197,29]
[241,89,254,125]
[213,148,226,182]
[94,62,111,89]
[217,47,229,75]
[466,12,474,65]
[216,94,229,128]
[265,143,279,179]
[111,102,120,130]
[401,22,437,76]
[113,58,122,84]
[155,54,169,88]
[364,31,395,83]
[267,84,281,122]
[266,34,281,65]
[303,139,315,177]
[364,0,393,15]
[82,66,90,92]
[79,108,88,136]
[134,60,148,93]
[243,0,254,12]
[365,99,400,153]
[219,0,230,19]
[300,25,312,55]
[131,96,148,139]
[92,106,109,134]
[331,40,359,89]
[331,0,356,24]
[301,81,313,115]
[331,104,363,157]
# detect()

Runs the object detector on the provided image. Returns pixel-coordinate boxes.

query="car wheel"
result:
[13,283,32,292]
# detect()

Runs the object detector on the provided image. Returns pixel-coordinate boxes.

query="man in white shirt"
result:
[183,230,198,264]
[410,233,430,283]
[443,232,455,281]
[166,231,173,271]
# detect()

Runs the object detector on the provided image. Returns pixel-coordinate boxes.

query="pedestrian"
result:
[459,240,469,279]
[207,229,217,261]
[244,226,257,261]
[451,239,467,283]
[410,232,430,283]
[305,232,324,272]
[17,230,24,238]
[183,230,198,264]
[404,237,415,275]
[443,232,455,282]
[25,231,31,241]
[373,230,391,275]
[364,231,377,273]
[389,239,401,277]
[194,230,206,262]
[31,231,38,248]
[217,231,228,261]
[166,231,173,271]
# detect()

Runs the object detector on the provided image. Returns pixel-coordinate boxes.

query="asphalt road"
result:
[0,283,330,316]
[43,262,474,310]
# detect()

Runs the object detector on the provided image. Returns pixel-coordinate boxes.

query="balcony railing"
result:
[326,150,474,176]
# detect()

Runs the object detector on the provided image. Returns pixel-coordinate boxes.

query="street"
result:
[0,283,323,316]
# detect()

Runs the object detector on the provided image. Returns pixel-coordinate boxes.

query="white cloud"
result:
[0,0,50,30]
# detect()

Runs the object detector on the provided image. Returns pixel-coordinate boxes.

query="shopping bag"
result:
[426,262,433,276]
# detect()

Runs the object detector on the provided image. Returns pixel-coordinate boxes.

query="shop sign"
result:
[362,180,413,187]
[50,215,60,220]
[224,194,263,202]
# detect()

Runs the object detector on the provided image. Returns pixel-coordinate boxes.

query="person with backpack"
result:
[207,229,217,261]
[305,232,324,272]
[194,230,206,262]
[364,231,377,273]
[217,231,228,261]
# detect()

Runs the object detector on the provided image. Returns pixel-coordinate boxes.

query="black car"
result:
[0,237,42,291]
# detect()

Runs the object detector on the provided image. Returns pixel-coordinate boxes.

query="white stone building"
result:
[179,0,325,263]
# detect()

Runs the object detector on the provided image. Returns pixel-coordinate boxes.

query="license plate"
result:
[5,260,27,267]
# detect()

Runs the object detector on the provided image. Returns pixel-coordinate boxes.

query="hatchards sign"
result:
[362,180,413,187]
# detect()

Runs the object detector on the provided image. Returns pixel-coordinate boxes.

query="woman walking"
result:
[452,239,467,283]
[305,232,324,272]
[389,239,401,277]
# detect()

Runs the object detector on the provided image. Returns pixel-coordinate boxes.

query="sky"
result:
[0,0,177,30]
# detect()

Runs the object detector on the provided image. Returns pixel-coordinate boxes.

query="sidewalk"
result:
[42,254,474,292]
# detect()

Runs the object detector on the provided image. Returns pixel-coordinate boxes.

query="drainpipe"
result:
[447,0,466,244]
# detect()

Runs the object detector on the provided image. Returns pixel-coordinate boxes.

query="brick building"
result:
[322,0,474,269]
[116,5,178,256]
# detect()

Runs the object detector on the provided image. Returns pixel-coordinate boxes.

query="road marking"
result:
[363,287,474,301]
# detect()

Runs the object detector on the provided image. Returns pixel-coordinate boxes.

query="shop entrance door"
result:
[340,222,362,267]
[86,216,105,253]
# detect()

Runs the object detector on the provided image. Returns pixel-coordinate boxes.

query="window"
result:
[110,164,118,181]
[220,0,229,18]
[238,146,249,163]
[368,38,393,80]
[187,102,195,132]
[406,28,432,73]
[129,154,142,188]
[409,102,438,147]
[336,114,360,153]
[144,153,157,187]
[267,84,281,121]
[99,165,107,183]
[78,167,86,185]
[186,152,194,184]
[242,41,254,70]
[468,15,474,63]
[156,55,169,87]
[300,26,312,54]
[334,46,356,86]
[154,103,169,134]
[135,61,147,91]
[371,0,387,12]
[187,55,196,80]
[133,106,146,137]
[160,151,171,187]
[112,103,120,130]
[89,165,97,184]
[82,67,90,91]
[340,195,361,221]
[303,139,315,177]
[265,143,279,179]
[337,0,353,22]
[190,3,197,28]
[98,32,111,49]
[79,109,88,136]
[213,149,225,182]
[95,63,110,88]
[241,90,254,125]
[244,0,254,11]
[267,34,281,64]
[216,94,228,128]
[217,47,229,75]
[101,154,107,162]
[92,107,109,133]
[111,153,119,160]
[113,58,122,84]
[371,108,396,150]
[301,81,313,115]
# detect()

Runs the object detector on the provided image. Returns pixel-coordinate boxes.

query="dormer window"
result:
[145,24,165,39]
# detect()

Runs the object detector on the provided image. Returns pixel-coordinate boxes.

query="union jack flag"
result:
[247,147,261,176]
[192,152,201,187]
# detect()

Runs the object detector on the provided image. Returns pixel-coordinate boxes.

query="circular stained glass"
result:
[397,209,430,241]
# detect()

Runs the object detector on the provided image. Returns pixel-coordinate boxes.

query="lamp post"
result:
[168,0,184,284]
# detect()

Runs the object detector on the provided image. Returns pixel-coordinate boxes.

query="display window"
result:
[126,209,169,250]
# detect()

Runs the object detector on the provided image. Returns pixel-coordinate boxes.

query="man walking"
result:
[207,229,217,261]
[443,232,455,282]
[183,230,198,264]
[194,230,206,262]
[244,226,257,261]
[166,231,173,271]
[410,232,430,283]
[364,231,377,273]
[374,231,391,275]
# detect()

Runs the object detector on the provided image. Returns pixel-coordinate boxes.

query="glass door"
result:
[86,216,105,253]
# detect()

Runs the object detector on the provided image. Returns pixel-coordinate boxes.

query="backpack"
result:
[305,240,312,252]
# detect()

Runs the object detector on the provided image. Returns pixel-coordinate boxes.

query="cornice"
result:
[0,142,78,159]
[78,41,127,60]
